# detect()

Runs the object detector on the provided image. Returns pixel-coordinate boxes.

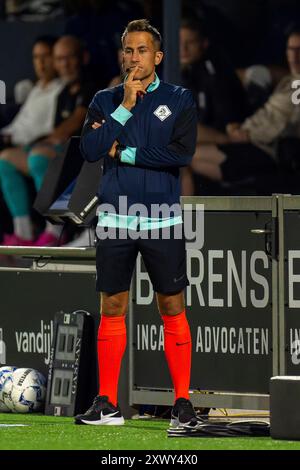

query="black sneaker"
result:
[74,395,125,426]
[170,398,199,428]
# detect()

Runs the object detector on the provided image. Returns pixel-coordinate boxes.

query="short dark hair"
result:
[121,19,162,49]
[286,23,300,40]
[181,17,209,41]
[33,35,57,50]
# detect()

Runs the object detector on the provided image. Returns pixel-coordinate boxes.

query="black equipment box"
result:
[45,310,96,417]
[270,376,300,440]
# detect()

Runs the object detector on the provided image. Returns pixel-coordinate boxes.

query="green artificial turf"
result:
[0,412,300,451]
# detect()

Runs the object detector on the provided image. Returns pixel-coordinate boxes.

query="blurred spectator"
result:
[180,17,247,145]
[191,27,300,194]
[254,1,300,67]
[239,65,273,115]
[0,35,62,148]
[0,35,95,246]
[179,17,248,195]
[4,0,63,21]
[49,35,95,141]
[0,35,65,244]
[183,0,267,69]
[30,35,96,246]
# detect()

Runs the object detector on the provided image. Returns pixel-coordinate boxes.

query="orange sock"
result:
[97,314,127,407]
[162,310,191,401]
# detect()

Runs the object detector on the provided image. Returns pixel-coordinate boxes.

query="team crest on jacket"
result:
[154,105,172,121]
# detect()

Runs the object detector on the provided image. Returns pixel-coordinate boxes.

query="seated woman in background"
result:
[0,35,64,245]
[0,35,94,246]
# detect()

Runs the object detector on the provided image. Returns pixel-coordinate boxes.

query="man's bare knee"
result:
[156,291,185,316]
[100,291,129,316]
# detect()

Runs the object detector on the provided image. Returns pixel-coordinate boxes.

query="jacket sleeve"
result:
[242,77,295,144]
[120,91,197,169]
[80,92,133,162]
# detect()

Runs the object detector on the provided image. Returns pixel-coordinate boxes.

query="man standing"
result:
[75,19,198,428]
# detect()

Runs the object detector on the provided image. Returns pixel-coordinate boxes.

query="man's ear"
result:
[155,51,164,66]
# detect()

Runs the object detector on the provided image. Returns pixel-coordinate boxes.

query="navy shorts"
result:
[95,225,189,294]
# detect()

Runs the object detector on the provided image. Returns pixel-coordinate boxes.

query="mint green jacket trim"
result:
[120,146,136,165]
[98,213,139,230]
[110,104,133,126]
[97,212,183,231]
[138,215,183,230]
[147,73,160,92]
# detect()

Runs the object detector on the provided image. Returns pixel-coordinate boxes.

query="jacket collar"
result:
[146,73,160,92]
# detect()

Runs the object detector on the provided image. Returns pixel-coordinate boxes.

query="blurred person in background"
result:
[43,35,94,147]
[180,17,247,146]
[0,35,95,246]
[179,17,248,195]
[0,35,65,245]
[0,35,61,149]
[191,26,300,194]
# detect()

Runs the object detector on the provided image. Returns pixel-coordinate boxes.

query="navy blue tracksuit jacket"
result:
[80,75,197,216]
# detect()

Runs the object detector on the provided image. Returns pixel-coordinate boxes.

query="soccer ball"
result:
[10,368,47,413]
[0,366,17,412]
[1,375,14,411]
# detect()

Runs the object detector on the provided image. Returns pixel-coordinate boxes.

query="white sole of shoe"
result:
[170,417,199,428]
[80,417,125,426]
[170,418,179,428]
